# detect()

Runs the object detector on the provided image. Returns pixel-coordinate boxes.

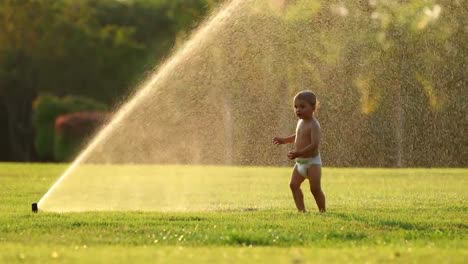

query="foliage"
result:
[0,0,217,161]
[54,112,108,161]
[272,0,467,166]
[33,95,107,161]
[0,0,465,165]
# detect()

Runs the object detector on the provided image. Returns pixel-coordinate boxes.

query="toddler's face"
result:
[294,98,314,119]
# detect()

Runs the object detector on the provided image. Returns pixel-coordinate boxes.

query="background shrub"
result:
[33,95,107,161]
[54,112,108,161]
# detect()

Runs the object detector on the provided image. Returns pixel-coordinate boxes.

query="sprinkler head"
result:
[32,203,38,213]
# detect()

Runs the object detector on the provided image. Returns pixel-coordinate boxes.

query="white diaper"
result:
[296,155,322,177]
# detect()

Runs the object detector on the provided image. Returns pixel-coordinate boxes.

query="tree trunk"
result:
[394,85,404,167]
[2,94,35,161]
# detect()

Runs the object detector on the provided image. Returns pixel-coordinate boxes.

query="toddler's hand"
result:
[287,151,300,160]
[273,137,285,145]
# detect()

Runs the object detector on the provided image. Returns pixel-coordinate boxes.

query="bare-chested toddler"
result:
[273,91,326,213]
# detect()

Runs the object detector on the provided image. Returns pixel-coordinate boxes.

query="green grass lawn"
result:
[0,163,466,263]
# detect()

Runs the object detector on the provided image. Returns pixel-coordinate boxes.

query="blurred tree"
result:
[332,0,467,166]
[259,0,467,166]
[0,0,44,160]
[0,0,217,161]
[0,0,141,160]
[0,0,465,165]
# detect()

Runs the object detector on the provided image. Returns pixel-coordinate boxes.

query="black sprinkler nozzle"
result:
[32,203,38,213]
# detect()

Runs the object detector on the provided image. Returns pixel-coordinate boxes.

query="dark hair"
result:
[294,91,317,107]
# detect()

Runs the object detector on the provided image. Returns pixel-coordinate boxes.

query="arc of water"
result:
[37,0,243,210]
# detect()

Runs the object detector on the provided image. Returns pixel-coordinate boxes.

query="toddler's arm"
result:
[273,134,295,145]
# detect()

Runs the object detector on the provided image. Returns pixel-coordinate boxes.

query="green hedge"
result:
[33,94,107,161]
[54,112,108,161]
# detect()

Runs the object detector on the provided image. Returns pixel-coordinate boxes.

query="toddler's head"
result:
[293,91,317,119]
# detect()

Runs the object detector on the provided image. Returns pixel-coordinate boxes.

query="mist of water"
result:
[37,0,463,212]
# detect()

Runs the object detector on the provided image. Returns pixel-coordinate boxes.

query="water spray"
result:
[35,0,242,212]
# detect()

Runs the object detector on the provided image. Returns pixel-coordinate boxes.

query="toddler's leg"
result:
[307,165,326,212]
[290,165,306,212]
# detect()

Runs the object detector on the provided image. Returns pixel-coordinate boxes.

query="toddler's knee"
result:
[310,186,322,195]
[289,182,300,191]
